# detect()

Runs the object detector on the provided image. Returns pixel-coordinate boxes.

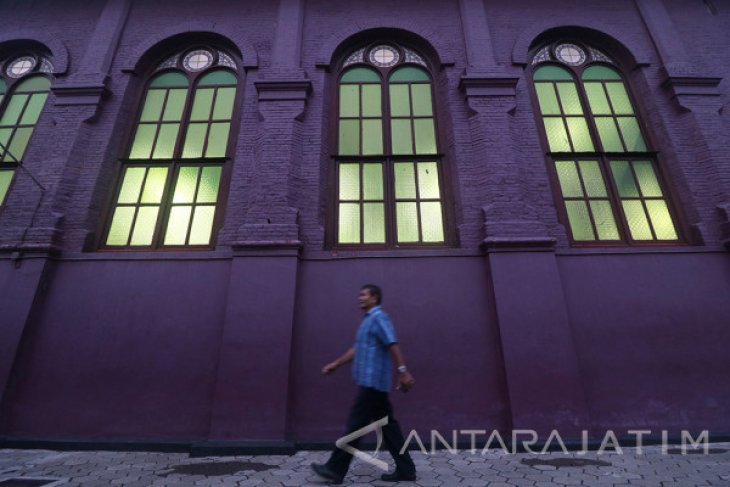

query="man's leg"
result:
[372,390,416,475]
[324,386,375,478]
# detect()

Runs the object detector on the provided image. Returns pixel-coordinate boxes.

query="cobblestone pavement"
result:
[1,442,729,486]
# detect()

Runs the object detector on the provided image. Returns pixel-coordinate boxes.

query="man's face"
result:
[358,288,378,310]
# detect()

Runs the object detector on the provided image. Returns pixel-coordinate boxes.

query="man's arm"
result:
[322,347,354,374]
[389,343,415,392]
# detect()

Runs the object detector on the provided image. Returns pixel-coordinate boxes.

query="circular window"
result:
[183,50,213,72]
[554,44,586,66]
[6,56,36,78]
[369,46,399,67]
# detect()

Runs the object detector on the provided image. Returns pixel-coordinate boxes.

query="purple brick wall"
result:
[0,0,728,445]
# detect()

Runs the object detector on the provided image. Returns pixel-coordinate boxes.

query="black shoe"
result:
[381,470,417,482]
[310,463,344,484]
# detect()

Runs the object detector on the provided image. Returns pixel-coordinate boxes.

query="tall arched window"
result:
[530,41,680,244]
[103,48,240,248]
[0,53,54,205]
[333,43,448,247]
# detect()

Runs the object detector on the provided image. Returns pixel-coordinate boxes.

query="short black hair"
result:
[361,284,382,304]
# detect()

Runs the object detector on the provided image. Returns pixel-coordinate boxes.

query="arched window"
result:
[0,53,54,205]
[333,43,448,247]
[530,41,680,244]
[104,48,240,248]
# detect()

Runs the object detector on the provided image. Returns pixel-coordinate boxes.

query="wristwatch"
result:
[397,365,408,374]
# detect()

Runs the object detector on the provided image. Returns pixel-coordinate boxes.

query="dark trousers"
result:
[326,386,416,477]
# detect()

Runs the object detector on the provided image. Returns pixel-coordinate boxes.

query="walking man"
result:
[311,284,417,484]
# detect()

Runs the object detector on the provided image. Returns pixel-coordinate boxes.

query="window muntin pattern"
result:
[105,50,237,249]
[0,73,51,205]
[335,45,446,247]
[531,44,679,244]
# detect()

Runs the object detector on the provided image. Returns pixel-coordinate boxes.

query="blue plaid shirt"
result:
[352,306,398,392]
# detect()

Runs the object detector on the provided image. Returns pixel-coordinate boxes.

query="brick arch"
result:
[511,21,652,67]
[122,22,259,73]
[0,31,69,74]
[315,21,455,68]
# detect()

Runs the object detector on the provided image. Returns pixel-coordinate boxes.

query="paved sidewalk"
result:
[1,442,729,486]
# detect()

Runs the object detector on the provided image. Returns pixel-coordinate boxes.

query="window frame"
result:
[327,41,455,250]
[99,46,243,251]
[527,40,686,247]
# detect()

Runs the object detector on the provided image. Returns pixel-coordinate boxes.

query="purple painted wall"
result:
[0,0,729,445]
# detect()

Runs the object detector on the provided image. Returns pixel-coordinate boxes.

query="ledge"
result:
[662,75,722,98]
[255,79,312,101]
[481,236,557,251]
[51,83,109,106]
[459,73,520,97]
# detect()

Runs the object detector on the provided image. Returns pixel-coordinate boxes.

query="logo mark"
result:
[335,416,389,471]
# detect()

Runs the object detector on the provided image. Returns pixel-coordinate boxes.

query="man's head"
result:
[359,284,382,310]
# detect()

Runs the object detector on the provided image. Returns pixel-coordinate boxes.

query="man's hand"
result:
[396,371,415,393]
[322,361,339,375]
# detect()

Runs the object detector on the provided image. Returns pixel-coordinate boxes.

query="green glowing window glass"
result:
[336,161,386,245]
[106,56,238,248]
[338,67,382,156]
[534,65,573,81]
[0,76,51,166]
[0,170,14,204]
[341,67,381,83]
[582,66,622,80]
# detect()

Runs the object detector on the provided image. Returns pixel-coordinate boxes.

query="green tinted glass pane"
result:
[0,94,29,125]
[190,88,214,121]
[605,82,633,114]
[163,89,187,121]
[341,67,380,83]
[7,127,32,159]
[129,124,157,159]
[362,119,383,155]
[411,84,433,117]
[543,118,571,152]
[363,203,385,243]
[339,163,360,200]
[152,123,179,159]
[420,202,444,242]
[394,162,416,199]
[361,84,381,117]
[390,67,430,82]
[565,200,595,240]
[16,77,50,92]
[417,162,440,199]
[535,83,560,115]
[338,120,359,155]
[198,70,237,86]
[150,72,188,87]
[213,87,236,120]
[584,82,611,115]
[140,90,166,121]
[555,160,583,198]
[610,160,640,197]
[339,85,359,117]
[0,95,4,109]
[338,203,360,243]
[188,206,216,245]
[396,202,419,242]
[106,206,135,246]
[117,167,146,204]
[205,122,230,157]
[164,206,193,245]
[582,66,621,80]
[533,65,573,81]
[391,119,413,155]
[589,200,620,240]
[645,200,678,240]
[197,166,222,203]
[0,129,11,155]
[0,79,5,95]
[566,118,594,151]
[20,93,48,125]
[130,206,159,246]
[0,170,14,204]
[362,163,383,200]
[182,123,207,158]
[140,167,168,204]
[617,118,646,151]
[556,83,583,115]
[173,166,200,203]
[595,118,623,151]
[633,160,662,197]
[622,200,653,240]
[414,119,437,154]
[389,84,410,117]
[578,160,607,197]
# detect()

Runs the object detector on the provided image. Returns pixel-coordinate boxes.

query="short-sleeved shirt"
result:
[352,306,398,392]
